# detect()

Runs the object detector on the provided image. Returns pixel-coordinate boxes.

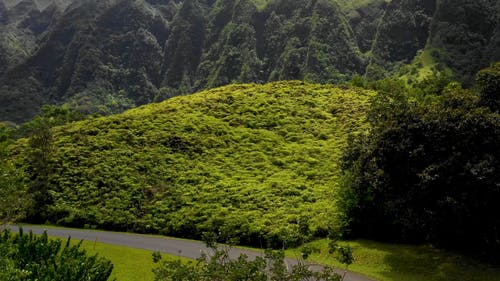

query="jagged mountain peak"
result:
[0,0,498,123]
[1,0,74,11]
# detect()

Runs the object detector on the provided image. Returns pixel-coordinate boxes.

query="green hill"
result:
[11,81,373,246]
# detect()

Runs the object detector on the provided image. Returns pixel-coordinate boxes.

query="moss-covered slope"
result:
[13,81,373,246]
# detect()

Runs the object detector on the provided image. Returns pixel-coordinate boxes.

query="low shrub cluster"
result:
[0,229,113,281]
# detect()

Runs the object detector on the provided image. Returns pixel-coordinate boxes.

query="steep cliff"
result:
[0,0,497,122]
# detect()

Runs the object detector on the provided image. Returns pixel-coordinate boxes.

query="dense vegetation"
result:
[339,64,500,259]
[153,249,342,281]
[7,81,373,247]
[1,0,498,123]
[0,229,113,281]
[152,234,352,281]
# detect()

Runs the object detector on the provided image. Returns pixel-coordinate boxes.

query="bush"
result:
[0,228,113,281]
[152,236,347,281]
[476,62,500,112]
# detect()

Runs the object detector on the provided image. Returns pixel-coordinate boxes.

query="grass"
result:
[287,239,500,281]
[251,0,269,10]
[61,236,189,281]
[399,48,454,84]
[75,239,157,281]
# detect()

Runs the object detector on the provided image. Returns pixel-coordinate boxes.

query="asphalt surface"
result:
[4,225,375,281]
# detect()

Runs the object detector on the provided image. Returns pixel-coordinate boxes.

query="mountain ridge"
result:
[0,0,498,123]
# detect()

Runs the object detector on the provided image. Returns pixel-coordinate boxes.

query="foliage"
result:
[19,105,84,223]
[340,76,500,258]
[152,237,342,281]
[429,0,499,84]
[0,159,29,224]
[476,62,500,112]
[365,0,436,80]
[8,81,372,248]
[0,228,113,281]
[0,123,30,224]
[1,105,85,224]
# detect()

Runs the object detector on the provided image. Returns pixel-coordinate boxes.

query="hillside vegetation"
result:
[10,81,373,247]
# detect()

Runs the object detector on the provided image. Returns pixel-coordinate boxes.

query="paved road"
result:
[4,225,375,281]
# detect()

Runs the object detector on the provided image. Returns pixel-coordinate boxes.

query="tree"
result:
[0,105,83,224]
[0,160,30,225]
[476,62,500,112]
[24,115,54,223]
[21,105,83,222]
[340,78,500,258]
[0,124,31,224]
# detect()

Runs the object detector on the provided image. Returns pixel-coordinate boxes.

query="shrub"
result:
[0,229,113,281]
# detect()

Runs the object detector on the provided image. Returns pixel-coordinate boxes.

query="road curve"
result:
[4,225,375,281]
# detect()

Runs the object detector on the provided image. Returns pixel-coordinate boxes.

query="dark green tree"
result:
[0,159,30,225]
[476,62,500,112]
[340,78,500,258]
[22,105,82,222]
[0,123,31,224]
[24,115,54,222]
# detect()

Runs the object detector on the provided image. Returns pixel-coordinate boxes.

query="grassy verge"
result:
[286,239,500,281]
[75,239,157,281]
[63,238,189,281]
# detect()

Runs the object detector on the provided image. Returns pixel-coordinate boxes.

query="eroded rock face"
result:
[0,0,70,76]
[429,0,500,84]
[0,0,497,123]
[1,0,72,11]
[365,0,437,79]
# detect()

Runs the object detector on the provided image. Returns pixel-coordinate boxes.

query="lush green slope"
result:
[11,81,373,246]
